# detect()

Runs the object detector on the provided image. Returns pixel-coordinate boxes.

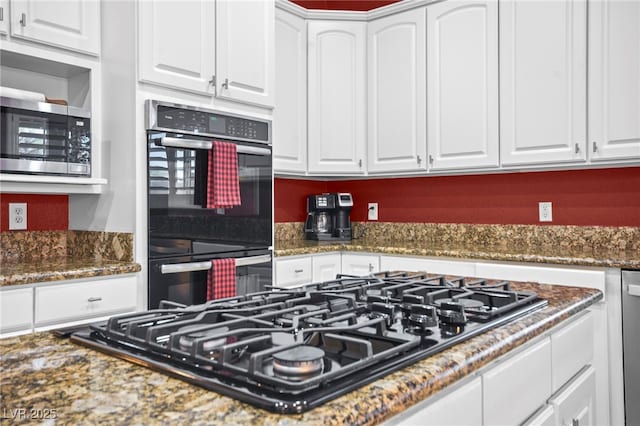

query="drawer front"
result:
[35,275,137,325]
[275,257,312,287]
[483,338,552,426]
[0,288,33,333]
[551,311,594,391]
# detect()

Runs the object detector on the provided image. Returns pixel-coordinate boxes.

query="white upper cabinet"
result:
[500,0,587,166]
[274,9,307,174]
[426,0,499,170]
[367,8,426,173]
[138,0,216,96]
[0,0,9,35]
[216,0,275,108]
[308,21,367,174]
[589,0,640,161]
[10,0,100,55]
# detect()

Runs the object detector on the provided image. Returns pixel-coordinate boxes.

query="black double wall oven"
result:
[146,100,273,309]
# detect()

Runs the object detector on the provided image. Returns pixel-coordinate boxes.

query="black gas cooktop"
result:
[70,271,547,414]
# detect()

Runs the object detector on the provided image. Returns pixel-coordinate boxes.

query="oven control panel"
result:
[154,104,270,143]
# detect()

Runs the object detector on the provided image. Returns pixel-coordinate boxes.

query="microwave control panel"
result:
[156,105,269,143]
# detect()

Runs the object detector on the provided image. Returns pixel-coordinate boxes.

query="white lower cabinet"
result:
[550,366,596,426]
[390,377,482,426]
[0,287,33,336]
[275,256,313,288]
[312,253,341,282]
[35,275,137,327]
[341,253,380,276]
[380,255,475,277]
[523,405,556,426]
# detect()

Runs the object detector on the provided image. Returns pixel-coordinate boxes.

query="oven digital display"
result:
[209,116,226,134]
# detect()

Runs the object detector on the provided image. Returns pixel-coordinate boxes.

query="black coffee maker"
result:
[304,193,353,241]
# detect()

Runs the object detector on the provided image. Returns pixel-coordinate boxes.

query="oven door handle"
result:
[235,254,272,267]
[160,261,212,274]
[160,137,271,156]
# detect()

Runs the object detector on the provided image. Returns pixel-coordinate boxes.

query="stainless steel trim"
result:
[87,297,103,302]
[68,163,91,174]
[236,145,271,156]
[0,158,70,174]
[161,261,212,274]
[144,99,272,144]
[622,270,640,426]
[68,105,92,119]
[160,137,212,150]
[1,96,69,115]
[235,254,271,267]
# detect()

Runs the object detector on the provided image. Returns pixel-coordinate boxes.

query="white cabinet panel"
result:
[216,0,274,107]
[426,0,499,170]
[138,0,215,96]
[312,253,341,282]
[274,9,307,173]
[10,0,100,55]
[0,287,33,334]
[500,0,587,166]
[549,366,596,426]
[275,256,312,288]
[551,312,594,392]
[380,256,475,277]
[483,338,552,426]
[341,253,380,276]
[589,0,640,161]
[367,8,427,173]
[0,0,9,34]
[308,21,366,174]
[392,377,482,426]
[35,275,137,326]
[523,405,556,426]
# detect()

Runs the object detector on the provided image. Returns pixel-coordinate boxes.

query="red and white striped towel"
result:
[207,141,241,208]
[206,258,237,301]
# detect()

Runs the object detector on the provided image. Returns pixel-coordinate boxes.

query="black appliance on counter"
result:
[145,100,273,309]
[1,96,91,176]
[70,271,547,414]
[304,192,353,241]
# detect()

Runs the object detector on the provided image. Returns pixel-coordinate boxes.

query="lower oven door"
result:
[148,251,272,309]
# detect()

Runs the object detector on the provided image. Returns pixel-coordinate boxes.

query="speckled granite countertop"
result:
[0,258,141,287]
[0,282,601,425]
[274,239,640,269]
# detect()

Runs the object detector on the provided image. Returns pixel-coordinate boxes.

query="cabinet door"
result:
[426,0,499,170]
[0,0,9,35]
[138,0,215,96]
[275,256,312,288]
[274,9,307,173]
[216,0,274,107]
[500,0,587,166]
[392,377,482,426]
[0,287,33,335]
[367,8,426,173]
[341,254,380,276]
[312,253,341,282]
[589,0,640,161]
[10,0,100,55]
[549,366,596,426]
[522,405,556,426]
[308,21,366,174]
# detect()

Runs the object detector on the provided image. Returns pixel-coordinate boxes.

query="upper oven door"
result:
[147,131,272,255]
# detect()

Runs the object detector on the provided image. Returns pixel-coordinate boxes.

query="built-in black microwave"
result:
[0,97,91,176]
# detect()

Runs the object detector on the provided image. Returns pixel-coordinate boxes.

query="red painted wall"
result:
[274,167,640,226]
[0,194,69,232]
[291,0,400,11]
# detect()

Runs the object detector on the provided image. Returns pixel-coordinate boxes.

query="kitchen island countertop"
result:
[274,238,640,269]
[0,281,601,425]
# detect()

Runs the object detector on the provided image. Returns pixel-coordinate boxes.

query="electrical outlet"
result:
[538,202,552,222]
[9,203,27,230]
[368,203,378,221]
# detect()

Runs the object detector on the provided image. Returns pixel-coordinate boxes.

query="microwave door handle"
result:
[160,261,213,274]
[160,137,213,150]
[234,254,272,267]
[236,145,271,156]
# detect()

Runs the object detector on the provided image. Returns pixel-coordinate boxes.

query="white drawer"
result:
[35,275,137,326]
[483,337,552,426]
[0,287,33,334]
[551,311,594,391]
[275,256,312,287]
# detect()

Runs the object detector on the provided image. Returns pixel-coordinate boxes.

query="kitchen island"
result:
[1,281,601,425]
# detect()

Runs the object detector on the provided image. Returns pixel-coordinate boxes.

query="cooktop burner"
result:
[69,271,547,414]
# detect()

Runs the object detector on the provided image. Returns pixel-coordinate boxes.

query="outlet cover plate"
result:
[368,203,378,221]
[538,202,552,222]
[9,202,27,230]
